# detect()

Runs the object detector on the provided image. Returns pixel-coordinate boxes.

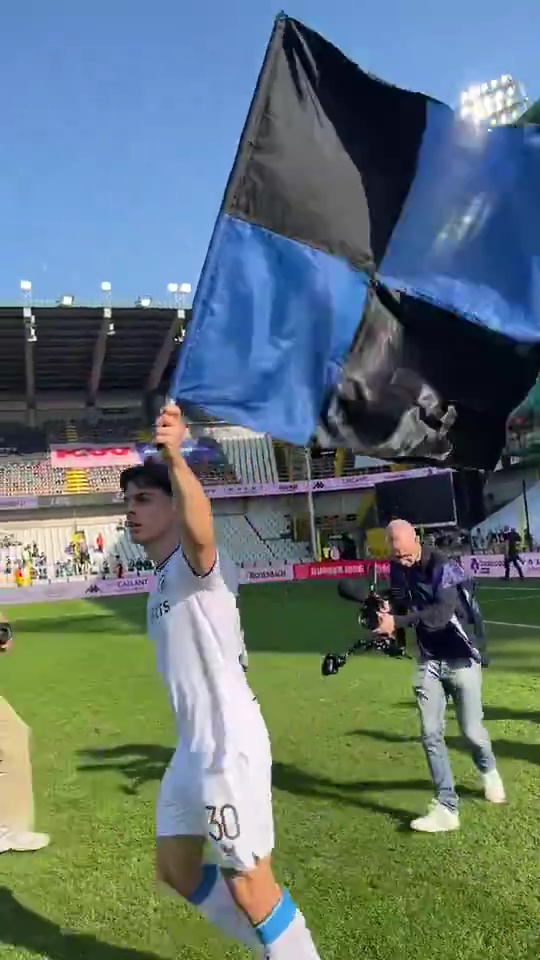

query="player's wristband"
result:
[0,623,12,647]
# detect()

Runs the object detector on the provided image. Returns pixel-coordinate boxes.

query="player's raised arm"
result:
[154,403,216,577]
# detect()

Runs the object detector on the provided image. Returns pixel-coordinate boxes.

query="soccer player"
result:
[120,403,320,959]
[503,528,524,580]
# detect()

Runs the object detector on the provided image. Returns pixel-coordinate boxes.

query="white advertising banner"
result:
[0,566,293,604]
[461,552,540,578]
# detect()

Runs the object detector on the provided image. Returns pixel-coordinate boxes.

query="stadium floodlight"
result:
[136,296,152,307]
[167,282,179,294]
[101,281,112,293]
[20,280,32,293]
[58,294,74,306]
[107,321,115,336]
[24,312,37,343]
[459,75,528,127]
[179,282,192,295]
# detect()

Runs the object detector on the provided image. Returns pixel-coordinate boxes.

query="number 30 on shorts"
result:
[206,804,241,842]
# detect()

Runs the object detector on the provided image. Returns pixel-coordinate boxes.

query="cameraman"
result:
[374,520,505,834]
[0,612,49,854]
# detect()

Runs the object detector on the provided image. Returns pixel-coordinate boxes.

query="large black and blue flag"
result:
[170,14,540,469]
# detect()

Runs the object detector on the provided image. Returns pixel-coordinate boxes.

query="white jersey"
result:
[219,547,240,597]
[218,547,248,668]
[147,546,266,767]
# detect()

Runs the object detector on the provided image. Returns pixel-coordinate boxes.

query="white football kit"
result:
[218,548,249,670]
[148,546,273,870]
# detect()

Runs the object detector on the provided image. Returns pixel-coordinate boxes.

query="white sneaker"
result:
[410,800,460,833]
[482,769,506,804]
[0,827,50,853]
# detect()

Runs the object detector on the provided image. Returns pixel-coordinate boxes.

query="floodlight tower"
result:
[459,75,528,127]
[100,281,114,336]
[20,280,36,342]
[167,281,192,340]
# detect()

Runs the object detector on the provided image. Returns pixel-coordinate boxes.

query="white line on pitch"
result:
[477,580,540,592]
[486,620,540,630]
[483,594,540,602]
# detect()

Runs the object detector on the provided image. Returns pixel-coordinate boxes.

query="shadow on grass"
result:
[351,727,540,766]
[395,700,540,725]
[79,743,483,828]
[271,761,485,827]
[0,886,163,960]
[11,584,356,654]
[90,582,356,655]
[78,744,174,794]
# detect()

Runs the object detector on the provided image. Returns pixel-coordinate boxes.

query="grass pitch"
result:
[0,580,539,960]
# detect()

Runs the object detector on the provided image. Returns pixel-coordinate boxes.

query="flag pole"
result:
[522,478,532,551]
[304,446,318,560]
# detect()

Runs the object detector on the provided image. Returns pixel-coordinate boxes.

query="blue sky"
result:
[0,0,537,305]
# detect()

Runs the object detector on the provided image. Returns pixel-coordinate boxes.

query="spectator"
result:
[0,616,50,854]
[96,532,104,553]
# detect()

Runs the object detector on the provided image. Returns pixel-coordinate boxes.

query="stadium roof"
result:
[521,97,540,124]
[0,304,190,399]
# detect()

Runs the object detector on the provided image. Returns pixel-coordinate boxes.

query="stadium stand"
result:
[0,502,311,583]
[45,417,143,444]
[0,301,458,584]
[0,423,285,497]
[213,427,279,485]
[0,458,66,495]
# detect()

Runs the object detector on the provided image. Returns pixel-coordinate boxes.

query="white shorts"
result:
[156,746,274,871]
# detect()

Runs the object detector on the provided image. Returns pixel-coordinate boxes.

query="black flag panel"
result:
[172,15,540,469]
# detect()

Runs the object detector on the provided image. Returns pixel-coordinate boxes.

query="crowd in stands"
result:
[0,416,244,498]
[3,540,49,583]
[0,415,422,501]
[470,526,535,553]
[416,526,535,555]
[1,522,156,586]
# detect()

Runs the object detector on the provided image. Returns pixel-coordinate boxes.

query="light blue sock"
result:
[187,864,262,953]
[255,890,320,959]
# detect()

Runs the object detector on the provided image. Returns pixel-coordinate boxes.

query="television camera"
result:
[321,579,410,677]
[0,622,12,649]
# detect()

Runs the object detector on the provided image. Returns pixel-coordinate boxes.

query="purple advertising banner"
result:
[0,495,38,510]
[202,466,448,499]
[0,465,449,510]
[461,553,540,578]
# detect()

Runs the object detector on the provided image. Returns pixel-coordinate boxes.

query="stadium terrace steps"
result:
[64,469,90,494]
[209,429,279,485]
[65,422,79,443]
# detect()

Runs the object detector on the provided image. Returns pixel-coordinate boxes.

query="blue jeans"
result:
[413,658,496,812]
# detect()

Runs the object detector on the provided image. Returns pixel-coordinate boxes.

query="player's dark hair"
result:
[120,457,173,496]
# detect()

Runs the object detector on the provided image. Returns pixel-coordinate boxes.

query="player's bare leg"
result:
[157,839,320,957]
[156,835,263,952]
[224,856,321,959]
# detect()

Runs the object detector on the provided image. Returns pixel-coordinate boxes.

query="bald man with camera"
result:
[374,521,505,834]
[0,615,49,854]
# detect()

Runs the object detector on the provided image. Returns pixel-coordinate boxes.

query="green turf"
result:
[0,581,539,960]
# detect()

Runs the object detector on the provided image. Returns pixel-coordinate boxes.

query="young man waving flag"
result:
[121,403,320,959]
